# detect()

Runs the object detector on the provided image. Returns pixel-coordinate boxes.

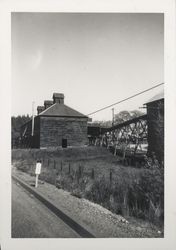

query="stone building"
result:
[21,93,88,148]
[145,91,164,162]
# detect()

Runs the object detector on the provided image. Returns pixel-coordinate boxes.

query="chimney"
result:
[37,106,45,115]
[44,100,53,109]
[53,93,64,104]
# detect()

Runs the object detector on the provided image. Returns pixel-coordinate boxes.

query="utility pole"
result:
[112,108,115,127]
[111,108,115,144]
[31,101,35,136]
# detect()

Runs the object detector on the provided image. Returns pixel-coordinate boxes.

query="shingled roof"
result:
[39,103,88,118]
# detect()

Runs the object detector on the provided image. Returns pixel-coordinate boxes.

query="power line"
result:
[87,82,164,116]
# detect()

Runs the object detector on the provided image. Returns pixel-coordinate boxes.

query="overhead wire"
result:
[87,82,164,116]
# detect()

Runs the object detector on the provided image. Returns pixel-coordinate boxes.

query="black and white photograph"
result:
[11,12,164,238]
[0,0,176,250]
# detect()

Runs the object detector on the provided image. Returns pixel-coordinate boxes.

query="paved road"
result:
[12,180,80,238]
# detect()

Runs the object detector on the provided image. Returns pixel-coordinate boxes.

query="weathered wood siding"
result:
[40,116,88,147]
[147,99,164,162]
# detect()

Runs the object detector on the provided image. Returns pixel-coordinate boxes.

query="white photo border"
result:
[0,0,176,249]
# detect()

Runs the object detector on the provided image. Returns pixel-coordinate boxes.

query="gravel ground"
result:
[12,167,163,238]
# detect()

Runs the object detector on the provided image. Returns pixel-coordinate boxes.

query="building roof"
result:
[145,90,164,104]
[38,103,88,118]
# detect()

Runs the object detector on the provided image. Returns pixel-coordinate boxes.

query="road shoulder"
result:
[12,168,163,238]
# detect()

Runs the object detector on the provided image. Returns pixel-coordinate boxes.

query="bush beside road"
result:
[12,168,163,238]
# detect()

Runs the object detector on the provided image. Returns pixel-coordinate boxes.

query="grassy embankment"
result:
[12,146,164,227]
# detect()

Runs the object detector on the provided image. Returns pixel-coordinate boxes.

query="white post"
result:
[35,161,41,188]
[35,174,39,188]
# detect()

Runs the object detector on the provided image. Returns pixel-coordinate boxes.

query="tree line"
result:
[11,115,31,147]
[91,110,145,128]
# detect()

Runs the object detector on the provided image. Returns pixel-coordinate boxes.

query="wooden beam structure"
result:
[93,115,148,158]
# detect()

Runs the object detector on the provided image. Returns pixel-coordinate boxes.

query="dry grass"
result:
[12,147,164,227]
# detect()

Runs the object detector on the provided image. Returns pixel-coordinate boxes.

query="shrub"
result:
[84,168,164,225]
[12,148,164,226]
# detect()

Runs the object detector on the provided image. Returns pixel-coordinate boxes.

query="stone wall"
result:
[40,116,88,148]
[33,116,40,148]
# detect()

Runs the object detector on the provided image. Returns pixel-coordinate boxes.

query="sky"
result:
[11,13,164,121]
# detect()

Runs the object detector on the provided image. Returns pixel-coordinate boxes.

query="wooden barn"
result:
[21,93,88,148]
[145,91,164,162]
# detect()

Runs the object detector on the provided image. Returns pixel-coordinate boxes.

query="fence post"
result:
[91,168,94,179]
[110,169,112,184]
[76,168,80,184]
[54,160,56,169]
[79,165,82,178]
[61,161,63,172]
[30,165,33,176]
[54,168,57,186]
[48,159,50,167]
[68,163,71,174]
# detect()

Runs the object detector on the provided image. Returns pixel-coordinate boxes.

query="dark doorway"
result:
[62,139,67,148]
